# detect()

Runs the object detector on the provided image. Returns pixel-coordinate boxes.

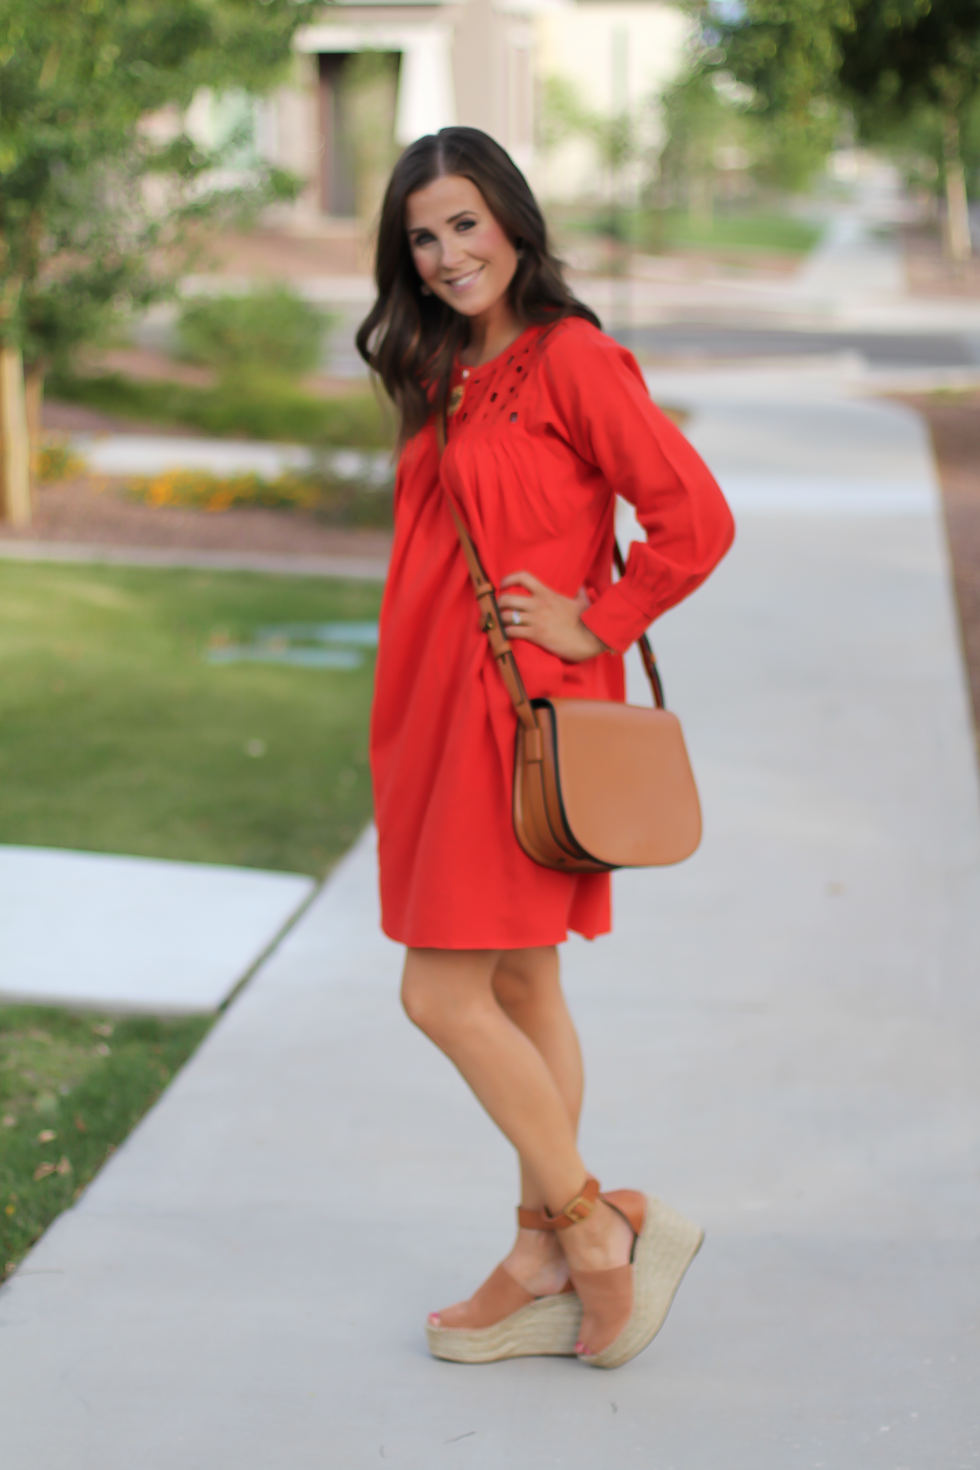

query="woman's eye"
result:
[456,218,476,232]
[412,231,434,247]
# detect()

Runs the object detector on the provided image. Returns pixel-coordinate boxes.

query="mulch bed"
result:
[895,392,980,742]
[0,397,393,562]
[900,224,980,299]
[200,226,371,279]
[42,398,207,437]
[0,474,393,562]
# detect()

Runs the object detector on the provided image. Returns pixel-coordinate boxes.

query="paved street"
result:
[618,322,980,367]
[2,380,978,1468]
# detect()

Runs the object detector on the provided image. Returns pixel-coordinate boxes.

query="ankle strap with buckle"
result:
[517,1177,600,1231]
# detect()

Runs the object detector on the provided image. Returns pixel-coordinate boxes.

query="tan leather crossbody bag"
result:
[441,463,702,872]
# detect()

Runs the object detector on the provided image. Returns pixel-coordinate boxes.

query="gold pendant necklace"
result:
[448,383,465,417]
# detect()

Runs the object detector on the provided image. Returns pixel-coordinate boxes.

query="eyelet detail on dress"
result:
[452,332,540,427]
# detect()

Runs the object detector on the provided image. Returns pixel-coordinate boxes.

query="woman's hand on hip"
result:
[498,571,609,663]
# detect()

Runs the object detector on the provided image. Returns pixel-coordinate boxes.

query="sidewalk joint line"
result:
[214,849,356,1015]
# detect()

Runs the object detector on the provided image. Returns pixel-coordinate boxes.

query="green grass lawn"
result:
[664,210,822,252]
[564,206,823,257]
[0,562,381,875]
[1,1004,212,1276]
[657,209,822,254]
[0,561,383,1276]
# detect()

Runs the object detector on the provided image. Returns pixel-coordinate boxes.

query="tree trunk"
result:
[25,360,44,471]
[0,343,31,526]
[943,113,973,264]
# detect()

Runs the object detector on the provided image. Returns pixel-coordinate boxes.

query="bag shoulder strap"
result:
[611,542,666,709]
[443,493,539,736]
[435,411,665,716]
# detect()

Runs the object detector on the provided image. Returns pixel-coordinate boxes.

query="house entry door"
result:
[318,54,356,218]
[318,53,401,220]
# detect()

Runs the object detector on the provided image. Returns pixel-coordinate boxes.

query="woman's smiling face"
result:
[405,174,519,320]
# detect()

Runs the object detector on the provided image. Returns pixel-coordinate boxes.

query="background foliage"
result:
[699,0,980,227]
[177,286,331,382]
[0,0,308,386]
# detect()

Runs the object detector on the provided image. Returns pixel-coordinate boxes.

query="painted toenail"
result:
[429,1313,441,1325]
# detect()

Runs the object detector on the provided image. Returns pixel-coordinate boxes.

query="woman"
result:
[357,128,733,1370]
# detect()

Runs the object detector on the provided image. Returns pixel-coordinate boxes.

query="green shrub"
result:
[177,285,332,379]
[187,373,392,447]
[47,369,394,450]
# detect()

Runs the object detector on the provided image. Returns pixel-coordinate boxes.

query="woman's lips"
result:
[444,265,484,293]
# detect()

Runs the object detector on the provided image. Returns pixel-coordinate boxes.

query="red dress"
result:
[370,317,734,949]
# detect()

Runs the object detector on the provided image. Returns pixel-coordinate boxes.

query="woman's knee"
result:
[401,951,495,1040]
[493,946,559,1010]
[401,969,442,1034]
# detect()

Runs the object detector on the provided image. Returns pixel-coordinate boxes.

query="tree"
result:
[656,66,737,225]
[538,74,644,244]
[700,0,849,192]
[838,0,980,261]
[0,0,306,525]
[703,0,980,261]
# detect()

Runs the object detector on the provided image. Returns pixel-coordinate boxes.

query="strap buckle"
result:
[560,1192,593,1223]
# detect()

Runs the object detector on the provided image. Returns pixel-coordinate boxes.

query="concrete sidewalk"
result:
[0,847,314,1013]
[68,434,391,483]
[1,394,979,1468]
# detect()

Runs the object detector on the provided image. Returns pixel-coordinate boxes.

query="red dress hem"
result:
[379,919,609,951]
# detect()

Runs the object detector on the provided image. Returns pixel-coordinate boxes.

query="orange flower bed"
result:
[128,469,321,514]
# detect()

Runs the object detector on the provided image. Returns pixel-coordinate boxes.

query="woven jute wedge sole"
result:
[426,1289,583,1364]
[583,1197,704,1371]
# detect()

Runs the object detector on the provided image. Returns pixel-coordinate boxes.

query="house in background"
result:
[188,0,691,232]
[535,1,691,203]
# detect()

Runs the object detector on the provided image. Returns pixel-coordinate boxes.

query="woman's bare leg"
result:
[401,946,632,1324]
[490,947,584,1294]
[491,946,584,1200]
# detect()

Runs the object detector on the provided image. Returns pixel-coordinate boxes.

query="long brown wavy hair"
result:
[356,127,600,445]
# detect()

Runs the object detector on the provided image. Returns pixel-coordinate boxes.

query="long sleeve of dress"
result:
[539,328,735,653]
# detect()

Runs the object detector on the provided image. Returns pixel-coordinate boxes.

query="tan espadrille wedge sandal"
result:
[425,1198,587,1365]
[556,1186,704,1371]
